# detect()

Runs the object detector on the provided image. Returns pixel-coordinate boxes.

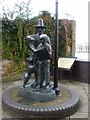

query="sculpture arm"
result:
[39,34,51,45]
[46,43,52,58]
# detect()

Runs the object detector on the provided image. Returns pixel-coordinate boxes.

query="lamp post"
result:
[54,0,60,95]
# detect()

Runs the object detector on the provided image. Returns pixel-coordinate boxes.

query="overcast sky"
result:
[1,0,88,19]
[31,0,88,45]
[1,0,89,45]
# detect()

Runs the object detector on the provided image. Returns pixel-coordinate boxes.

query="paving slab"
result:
[2,80,89,119]
[70,112,88,118]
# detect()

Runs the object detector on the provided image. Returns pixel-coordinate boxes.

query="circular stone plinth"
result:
[2,84,80,119]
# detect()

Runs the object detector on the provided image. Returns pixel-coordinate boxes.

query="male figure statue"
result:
[37,34,52,88]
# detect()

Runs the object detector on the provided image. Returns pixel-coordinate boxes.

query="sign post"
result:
[54,0,60,95]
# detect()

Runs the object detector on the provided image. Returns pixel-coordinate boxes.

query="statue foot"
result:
[35,84,42,89]
[31,81,38,87]
[45,85,50,89]
[23,82,30,88]
[41,84,50,89]
[22,85,26,88]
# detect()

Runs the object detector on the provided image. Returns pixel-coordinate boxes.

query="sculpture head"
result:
[35,19,46,35]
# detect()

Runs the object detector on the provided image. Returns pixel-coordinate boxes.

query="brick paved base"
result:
[2,85,80,119]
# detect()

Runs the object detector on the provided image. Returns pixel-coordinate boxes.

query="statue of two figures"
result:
[23,19,52,90]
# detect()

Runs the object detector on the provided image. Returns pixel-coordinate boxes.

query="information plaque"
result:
[58,57,76,70]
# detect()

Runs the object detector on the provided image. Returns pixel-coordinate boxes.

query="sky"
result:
[30,0,88,44]
[0,0,89,59]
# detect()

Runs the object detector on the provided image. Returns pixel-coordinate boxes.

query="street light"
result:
[54,0,60,95]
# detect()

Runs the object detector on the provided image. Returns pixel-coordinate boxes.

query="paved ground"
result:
[1,79,89,119]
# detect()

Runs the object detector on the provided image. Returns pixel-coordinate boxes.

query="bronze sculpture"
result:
[23,19,52,88]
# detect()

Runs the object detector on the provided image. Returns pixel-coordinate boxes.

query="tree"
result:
[1,0,32,20]
[2,0,32,62]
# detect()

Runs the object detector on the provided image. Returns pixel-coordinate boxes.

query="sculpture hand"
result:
[27,36,35,41]
[39,34,47,40]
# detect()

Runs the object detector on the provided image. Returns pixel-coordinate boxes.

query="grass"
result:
[2,60,27,82]
[2,72,23,82]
